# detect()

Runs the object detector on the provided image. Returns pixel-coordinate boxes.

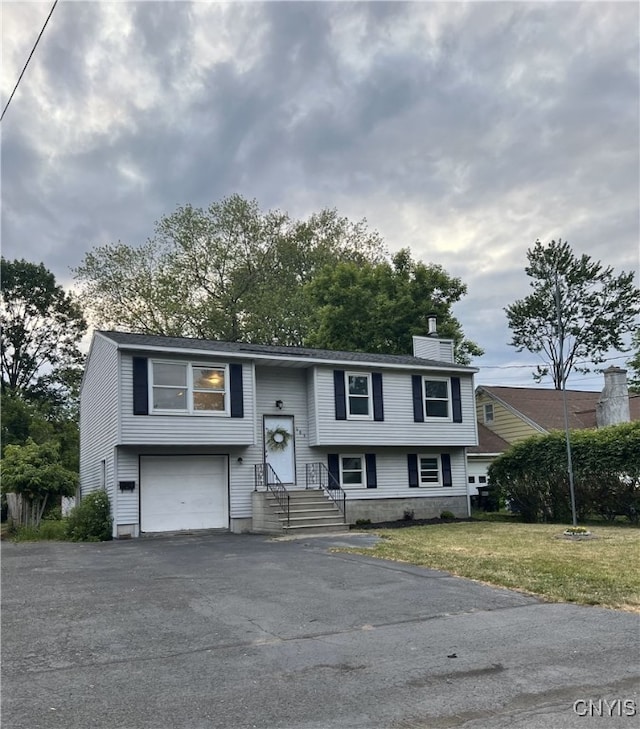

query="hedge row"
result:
[487,421,640,523]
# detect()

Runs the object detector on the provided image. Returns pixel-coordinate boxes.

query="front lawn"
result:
[347,522,640,612]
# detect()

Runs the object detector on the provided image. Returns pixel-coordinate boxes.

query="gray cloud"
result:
[1,1,637,388]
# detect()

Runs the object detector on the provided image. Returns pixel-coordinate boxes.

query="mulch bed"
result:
[350,517,474,530]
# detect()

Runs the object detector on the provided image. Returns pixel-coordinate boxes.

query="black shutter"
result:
[372,372,384,421]
[229,364,244,418]
[328,454,340,489]
[412,375,424,422]
[407,454,419,488]
[334,370,346,420]
[441,453,452,487]
[132,357,148,415]
[365,453,377,488]
[451,377,462,423]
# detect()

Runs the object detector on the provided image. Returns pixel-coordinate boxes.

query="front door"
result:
[264,415,295,484]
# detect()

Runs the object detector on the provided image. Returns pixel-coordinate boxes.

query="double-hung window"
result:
[419,455,441,486]
[483,403,494,423]
[423,378,450,419]
[192,366,226,411]
[152,362,188,411]
[151,361,227,414]
[340,455,365,487]
[347,373,371,418]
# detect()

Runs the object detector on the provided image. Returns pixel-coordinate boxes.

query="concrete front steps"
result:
[252,489,347,535]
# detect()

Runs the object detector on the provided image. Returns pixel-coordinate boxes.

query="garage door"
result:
[140,456,228,532]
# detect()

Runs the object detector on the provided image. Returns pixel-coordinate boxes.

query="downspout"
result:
[463,447,472,517]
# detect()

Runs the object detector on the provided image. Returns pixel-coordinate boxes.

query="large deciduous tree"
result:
[75,195,480,362]
[627,330,640,394]
[74,195,388,345]
[505,239,640,389]
[304,249,483,364]
[1,259,87,397]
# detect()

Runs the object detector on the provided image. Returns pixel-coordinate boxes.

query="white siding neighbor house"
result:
[79,330,479,538]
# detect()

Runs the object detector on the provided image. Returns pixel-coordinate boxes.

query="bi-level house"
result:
[79,329,479,538]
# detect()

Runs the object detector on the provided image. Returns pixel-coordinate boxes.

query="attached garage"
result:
[140,455,229,532]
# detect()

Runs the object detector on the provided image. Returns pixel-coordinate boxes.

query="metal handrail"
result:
[305,463,347,523]
[254,463,290,526]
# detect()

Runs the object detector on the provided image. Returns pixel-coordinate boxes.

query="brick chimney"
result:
[596,367,631,427]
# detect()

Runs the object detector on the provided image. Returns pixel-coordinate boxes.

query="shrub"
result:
[403,509,415,521]
[65,490,112,542]
[1,439,78,527]
[489,422,640,523]
[440,510,456,521]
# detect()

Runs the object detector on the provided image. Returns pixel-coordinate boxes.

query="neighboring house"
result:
[79,330,479,538]
[466,424,510,498]
[468,367,639,492]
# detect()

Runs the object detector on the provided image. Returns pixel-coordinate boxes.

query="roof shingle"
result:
[478,385,640,432]
[97,330,476,371]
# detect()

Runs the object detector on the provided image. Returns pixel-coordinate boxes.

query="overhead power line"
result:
[478,353,631,371]
[1,0,59,122]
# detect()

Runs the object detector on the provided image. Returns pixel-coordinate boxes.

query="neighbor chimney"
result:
[596,367,630,427]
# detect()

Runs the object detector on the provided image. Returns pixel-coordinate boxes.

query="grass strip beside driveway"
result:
[345,522,640,612]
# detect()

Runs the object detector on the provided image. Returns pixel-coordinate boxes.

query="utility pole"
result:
[554,271,578,526]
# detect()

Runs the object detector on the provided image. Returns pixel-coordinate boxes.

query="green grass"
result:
[9,519,68,542]
[346,522,640,612]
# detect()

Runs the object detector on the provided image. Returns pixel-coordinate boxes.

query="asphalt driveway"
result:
[2,533,638,729]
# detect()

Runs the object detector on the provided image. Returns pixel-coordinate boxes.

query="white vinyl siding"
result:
[79,334,120,535]
[326,448,467,500]
[312,367,476,446]
[119,355,255,445]
[306,368,318,444]
[115,449,139,526]
[412,336,455,363]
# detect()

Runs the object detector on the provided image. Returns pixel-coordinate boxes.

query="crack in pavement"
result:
[5,602,537,677]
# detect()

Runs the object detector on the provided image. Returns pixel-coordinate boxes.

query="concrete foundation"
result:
[345,496,468,524]
[230,518,253,534]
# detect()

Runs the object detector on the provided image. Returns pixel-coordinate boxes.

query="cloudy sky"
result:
[2,0,638,389]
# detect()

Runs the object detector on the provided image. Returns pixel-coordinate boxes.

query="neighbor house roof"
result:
[477,385,640,432]
[97,330,478,372]
[467,423,511,456]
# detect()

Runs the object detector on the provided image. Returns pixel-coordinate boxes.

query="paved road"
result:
[1,533,638,729]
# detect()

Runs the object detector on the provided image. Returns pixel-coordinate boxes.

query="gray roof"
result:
[97,330,476,371]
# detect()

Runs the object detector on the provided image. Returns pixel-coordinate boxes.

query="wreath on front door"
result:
[266,426,290,452]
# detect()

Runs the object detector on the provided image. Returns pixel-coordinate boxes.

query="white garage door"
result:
[140,456,228,532]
